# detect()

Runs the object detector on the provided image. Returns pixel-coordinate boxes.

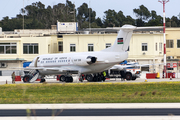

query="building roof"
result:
[83,27,163,34]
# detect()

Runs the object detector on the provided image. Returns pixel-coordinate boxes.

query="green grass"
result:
[1,81,180,104]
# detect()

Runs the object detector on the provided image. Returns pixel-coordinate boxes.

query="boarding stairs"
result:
[28,70,39,83]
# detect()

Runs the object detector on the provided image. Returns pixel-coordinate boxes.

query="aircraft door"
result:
[34,57,39,67]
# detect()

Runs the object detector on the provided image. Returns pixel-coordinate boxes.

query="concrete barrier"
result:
[0,76,11,81]
[15,76,21,81]
[146,73,157,79]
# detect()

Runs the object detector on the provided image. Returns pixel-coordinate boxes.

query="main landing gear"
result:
[22,75,46,83]
[59,75,73,83]
[23,75,30,83]
[85,73,105,82]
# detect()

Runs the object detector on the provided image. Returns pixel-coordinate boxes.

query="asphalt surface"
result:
[0,109,180,116]
[0,77,180,85]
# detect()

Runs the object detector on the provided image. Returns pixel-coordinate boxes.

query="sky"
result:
[0,0,179,20]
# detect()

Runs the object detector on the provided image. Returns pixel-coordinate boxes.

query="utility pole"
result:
[89,0,91,33]
[66,0,68,21]
[74,2,75,22]
[158,0,169,78]
[23,0,24,30]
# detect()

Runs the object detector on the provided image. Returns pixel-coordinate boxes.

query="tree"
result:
[95,17,103,27]
[103,9,117,27]
[135,19,145,27]
[124,16,135,25]
[77,3,96,29]
[91,22,100,28]
[151,10,157,20]
[133,5,151,20]
[1,2,180,30]
[149,15,162,26]
[116,11,126,27]
[171,16,179,27]
[166,16,180,27]
[133,5,151,26]
[147,10,163,26]
[166,17,171,27]
[66,0,76,22]
[0,16,22,31]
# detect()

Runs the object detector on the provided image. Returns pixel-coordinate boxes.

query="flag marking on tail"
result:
[117,38,123,44]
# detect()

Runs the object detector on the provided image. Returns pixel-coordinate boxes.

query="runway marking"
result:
[0,116,179,120]
[1,103,180,109]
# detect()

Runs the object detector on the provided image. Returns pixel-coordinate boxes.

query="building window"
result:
[155,43,157,51]
[70,44,76,52]
[0,43,17,54]
[159,42,162,51]
[88,44,94,51]
[166,40,173,48]
[106,43,111,48]
[177,40,180,48]
[58,42,63,51]
[23,43,38,54]
[142,43,148,51]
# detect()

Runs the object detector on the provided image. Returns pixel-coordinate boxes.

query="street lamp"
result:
[158,0,169,78]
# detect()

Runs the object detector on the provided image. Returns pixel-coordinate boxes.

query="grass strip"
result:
[0,81,180,103]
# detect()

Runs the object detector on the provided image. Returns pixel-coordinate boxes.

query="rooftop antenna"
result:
[158,0,169,78]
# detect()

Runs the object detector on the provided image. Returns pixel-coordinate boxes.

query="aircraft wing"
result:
[24,66,79,73]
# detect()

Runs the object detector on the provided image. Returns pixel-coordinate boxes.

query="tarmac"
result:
[0,103,180,120]
[0,75,179,85]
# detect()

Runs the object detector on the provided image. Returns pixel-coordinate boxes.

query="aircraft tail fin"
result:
[102,25,136,52]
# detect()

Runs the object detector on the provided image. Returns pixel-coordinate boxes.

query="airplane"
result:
[22,25,161,83]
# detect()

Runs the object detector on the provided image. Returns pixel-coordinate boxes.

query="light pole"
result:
[23,0,24,30]
[158,0,169,78]
[89,0,91,33]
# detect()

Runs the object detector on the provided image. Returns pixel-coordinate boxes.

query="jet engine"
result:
[72,55,97,66]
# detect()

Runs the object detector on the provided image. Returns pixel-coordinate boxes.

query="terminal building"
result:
[0,22,179,76]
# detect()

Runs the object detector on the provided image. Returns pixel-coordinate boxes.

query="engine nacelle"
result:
[72,55,97,66]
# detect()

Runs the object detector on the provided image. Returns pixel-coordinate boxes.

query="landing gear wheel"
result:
[125,73,132,80]
[60,75,66,82]
[132,77,136,80]
[23,75,30,83]
[40,79,46,83]
[66,76,73,83]
[86,74,93,82]
[97,74,101,81]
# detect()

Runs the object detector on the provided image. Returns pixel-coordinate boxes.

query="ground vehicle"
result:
[84,61,141,81]
[107,62,141,80]
[108,64,140,81]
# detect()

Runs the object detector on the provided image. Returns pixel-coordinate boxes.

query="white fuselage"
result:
[29,51,128,75]
[28,25,137,77]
